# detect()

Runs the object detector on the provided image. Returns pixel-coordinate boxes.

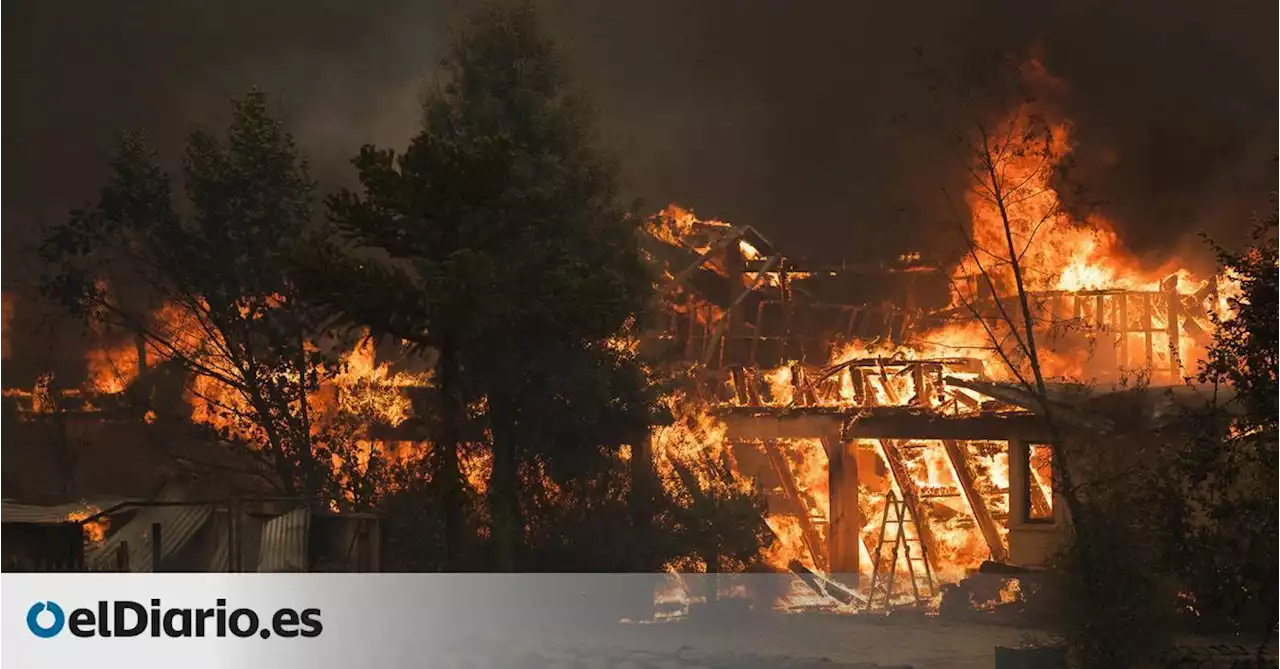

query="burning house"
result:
[635,92,1234,612]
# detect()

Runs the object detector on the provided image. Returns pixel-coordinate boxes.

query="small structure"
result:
[1,498,130,571]
[4,486,384,573]
[90,498,384,573]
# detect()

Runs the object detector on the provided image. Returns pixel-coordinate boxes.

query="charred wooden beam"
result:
[844,410,1050,442]
[941,440,1008,563]
[761,439,828,573]
[787,560,865,606]
[701,255,782,366]
[657,225,751,298]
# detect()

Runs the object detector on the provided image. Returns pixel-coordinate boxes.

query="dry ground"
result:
[431,613,1036,669]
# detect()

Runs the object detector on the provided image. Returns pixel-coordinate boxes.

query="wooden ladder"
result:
[864,490,936,611]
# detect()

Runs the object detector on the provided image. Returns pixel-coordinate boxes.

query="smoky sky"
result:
[2,0,1276,363]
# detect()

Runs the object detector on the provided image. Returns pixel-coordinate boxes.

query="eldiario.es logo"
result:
[27,599,322,639]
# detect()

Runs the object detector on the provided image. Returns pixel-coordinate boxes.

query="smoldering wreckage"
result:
[0,100,1241,625]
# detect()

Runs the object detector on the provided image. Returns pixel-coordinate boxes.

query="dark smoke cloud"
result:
[5,0,1275,262]
[2,0,1275,381]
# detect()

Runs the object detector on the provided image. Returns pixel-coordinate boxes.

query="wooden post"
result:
[825,438,861,585]
[1163,275,1182,383]
[1118,294,1129,367]
[780,259,792,360]
[750,301,765,367]
[1095,294,1108,365]
[1009,440,1051,522]
[730,367,749,405]
[150,523,163,572]
[911,362,926,406]
[1142,293,1154,370]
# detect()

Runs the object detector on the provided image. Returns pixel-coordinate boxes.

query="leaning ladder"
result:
[864,490,937,611]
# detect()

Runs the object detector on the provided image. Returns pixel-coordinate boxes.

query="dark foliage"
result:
[38,91,350,498]
[1171,216,1278,636]
[292,1,662,570]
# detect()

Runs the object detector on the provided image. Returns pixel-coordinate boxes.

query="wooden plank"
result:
[941,440,1008,562]
[745,368,764,407]
[730,367,750,405]
[657,224,750,296]
[762,439,828,572]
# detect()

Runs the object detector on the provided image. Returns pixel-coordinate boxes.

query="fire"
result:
[646,205,732,255]
[70,295,439,499]
[66,507,109,546]
[764,367,794,406]
[85,340,142,394]
[928,59,1229,384]
[651,390,739,494]
[333,337,425,428]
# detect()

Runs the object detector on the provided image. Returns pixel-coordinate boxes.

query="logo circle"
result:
[27,601,66,638]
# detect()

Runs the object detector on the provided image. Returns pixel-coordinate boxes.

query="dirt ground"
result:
[616,614,1032,669]
[445,612,1039,669]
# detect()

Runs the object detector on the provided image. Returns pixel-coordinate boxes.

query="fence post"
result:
[229,498,240,572]
[151,523,163,572]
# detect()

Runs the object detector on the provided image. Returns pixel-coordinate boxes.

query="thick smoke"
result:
[3,0,1274,383]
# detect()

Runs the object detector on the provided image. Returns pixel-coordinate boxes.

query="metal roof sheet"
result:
[1,499,135,525]
[88,504,214,572]
[257,508,310,572]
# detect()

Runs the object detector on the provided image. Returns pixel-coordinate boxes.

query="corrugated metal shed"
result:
[257,508,310,572]
[88,504,215,572]
[206,529,230,572]
[1,499,135,524]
